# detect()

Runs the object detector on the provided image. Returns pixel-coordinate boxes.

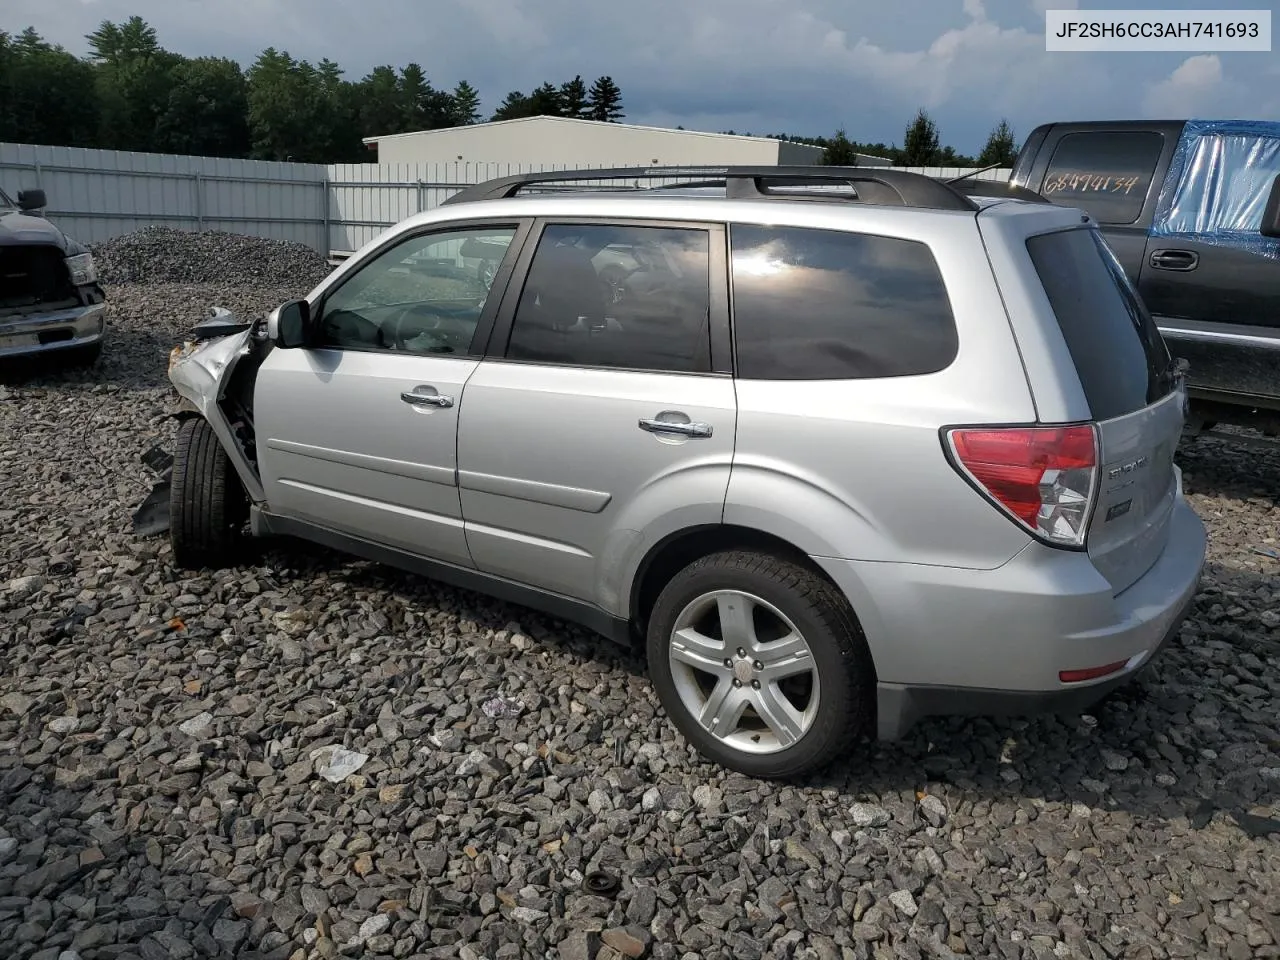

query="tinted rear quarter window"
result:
[730,224,958,380]
[1027,227,1174,420]
[1040,131,1164,224]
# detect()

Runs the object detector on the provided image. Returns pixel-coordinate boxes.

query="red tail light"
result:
[945,424,1099,548]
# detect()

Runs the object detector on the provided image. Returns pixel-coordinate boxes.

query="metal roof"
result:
[361,115,821,149]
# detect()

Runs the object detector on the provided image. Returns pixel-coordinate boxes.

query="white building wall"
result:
[776,139,820,165]
[368,117,824,168]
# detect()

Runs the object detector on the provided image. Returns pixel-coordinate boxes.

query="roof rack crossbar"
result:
[440,165,980,211]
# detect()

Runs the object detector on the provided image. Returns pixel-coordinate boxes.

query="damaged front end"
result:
[132,306,272,537]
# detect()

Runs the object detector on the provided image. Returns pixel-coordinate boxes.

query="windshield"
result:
[0,187,14,210]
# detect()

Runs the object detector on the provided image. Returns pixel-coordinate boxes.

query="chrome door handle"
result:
[401,390,454,408]
[639,418,713,438]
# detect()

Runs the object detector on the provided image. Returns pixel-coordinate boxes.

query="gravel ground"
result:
[1,256,1279,960]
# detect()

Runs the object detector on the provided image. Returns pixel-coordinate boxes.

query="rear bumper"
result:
[814,497,1207,740]
[0,302,106,359]
[873,583,1195,740]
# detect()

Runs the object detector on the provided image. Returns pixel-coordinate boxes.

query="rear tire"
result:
[169,417,248,569]
[646,549,876,779]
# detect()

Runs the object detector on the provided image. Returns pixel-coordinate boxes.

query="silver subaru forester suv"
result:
[156,166,1207,779]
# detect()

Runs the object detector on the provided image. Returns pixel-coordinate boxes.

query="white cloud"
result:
[466,0,551,50]
[1142,55,1229,117]
[1029,0,1076,13]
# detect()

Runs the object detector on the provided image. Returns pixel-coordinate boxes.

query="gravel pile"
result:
[1,274,1278,960]
[90,227,334,289]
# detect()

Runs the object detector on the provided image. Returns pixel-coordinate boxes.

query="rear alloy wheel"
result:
[646,550,875,779]
[169,416,249,569]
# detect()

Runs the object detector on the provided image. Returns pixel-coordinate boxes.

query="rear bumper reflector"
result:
[1059,660,1130,684]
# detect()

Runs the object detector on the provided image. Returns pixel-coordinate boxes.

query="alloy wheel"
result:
[666,589,820,755]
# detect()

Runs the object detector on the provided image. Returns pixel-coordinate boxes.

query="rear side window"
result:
[505,223,713,374]
[729,224,958,380]
[1027,227,1175,421]
[1040,131,1164,224]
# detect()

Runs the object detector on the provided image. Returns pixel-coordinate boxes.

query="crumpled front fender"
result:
[167,330,266,504]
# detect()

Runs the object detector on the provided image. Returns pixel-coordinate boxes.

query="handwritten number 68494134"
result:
[1043,173,1142,196]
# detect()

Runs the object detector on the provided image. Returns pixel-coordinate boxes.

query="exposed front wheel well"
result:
[631,525,837,634]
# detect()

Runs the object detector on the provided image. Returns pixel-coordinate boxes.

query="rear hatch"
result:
[1025,226,1183,594]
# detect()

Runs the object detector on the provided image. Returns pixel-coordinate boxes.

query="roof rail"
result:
[440,165,981,212]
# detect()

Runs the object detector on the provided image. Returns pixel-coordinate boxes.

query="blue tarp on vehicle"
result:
[1150,118,1280,259]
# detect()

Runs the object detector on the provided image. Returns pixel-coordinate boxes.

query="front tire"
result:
[646,550,876,779]
[169,417,248,569]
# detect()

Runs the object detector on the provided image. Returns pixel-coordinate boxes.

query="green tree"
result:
[0,18,510,159]
[938,144,977,167]
[977,118,1017,167]
[585,76,623,122]
[246,47,333,161]
[399,62,431,131]
[901,108,941,166]
[491,90,533,121]
[451,81,481,125]
[315,58,363,161]
[154,56,250,157]
[85,16,160,64]
[0,33,10,139]
[0,28,100,147]
[85,16,181,151]
[822,128,859,166]
[245,48,366,162]
[526,82,563,117]
[398,63,455,131]
[357,64,404,137]
[558,75,589,119]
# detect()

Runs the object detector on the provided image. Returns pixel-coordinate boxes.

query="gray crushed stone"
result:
[90,226,333,288]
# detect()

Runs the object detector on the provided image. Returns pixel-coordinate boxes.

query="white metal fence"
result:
[0,142,329,250]
[1,141,1013,257]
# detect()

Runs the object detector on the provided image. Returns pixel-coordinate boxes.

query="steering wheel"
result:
[385,304,443,352]
[393,302,493,354]
[321,309,392,350]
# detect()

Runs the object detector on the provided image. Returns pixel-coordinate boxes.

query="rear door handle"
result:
[639,417,713,438]
[401,386,454,408]
[1149,249,1199,271]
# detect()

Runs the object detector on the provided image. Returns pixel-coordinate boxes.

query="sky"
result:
[8,0,1280,155]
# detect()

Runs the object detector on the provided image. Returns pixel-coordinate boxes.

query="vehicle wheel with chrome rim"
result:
[646,550,875,779]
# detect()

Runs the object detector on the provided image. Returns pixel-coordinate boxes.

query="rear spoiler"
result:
[940,179,1053,204]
